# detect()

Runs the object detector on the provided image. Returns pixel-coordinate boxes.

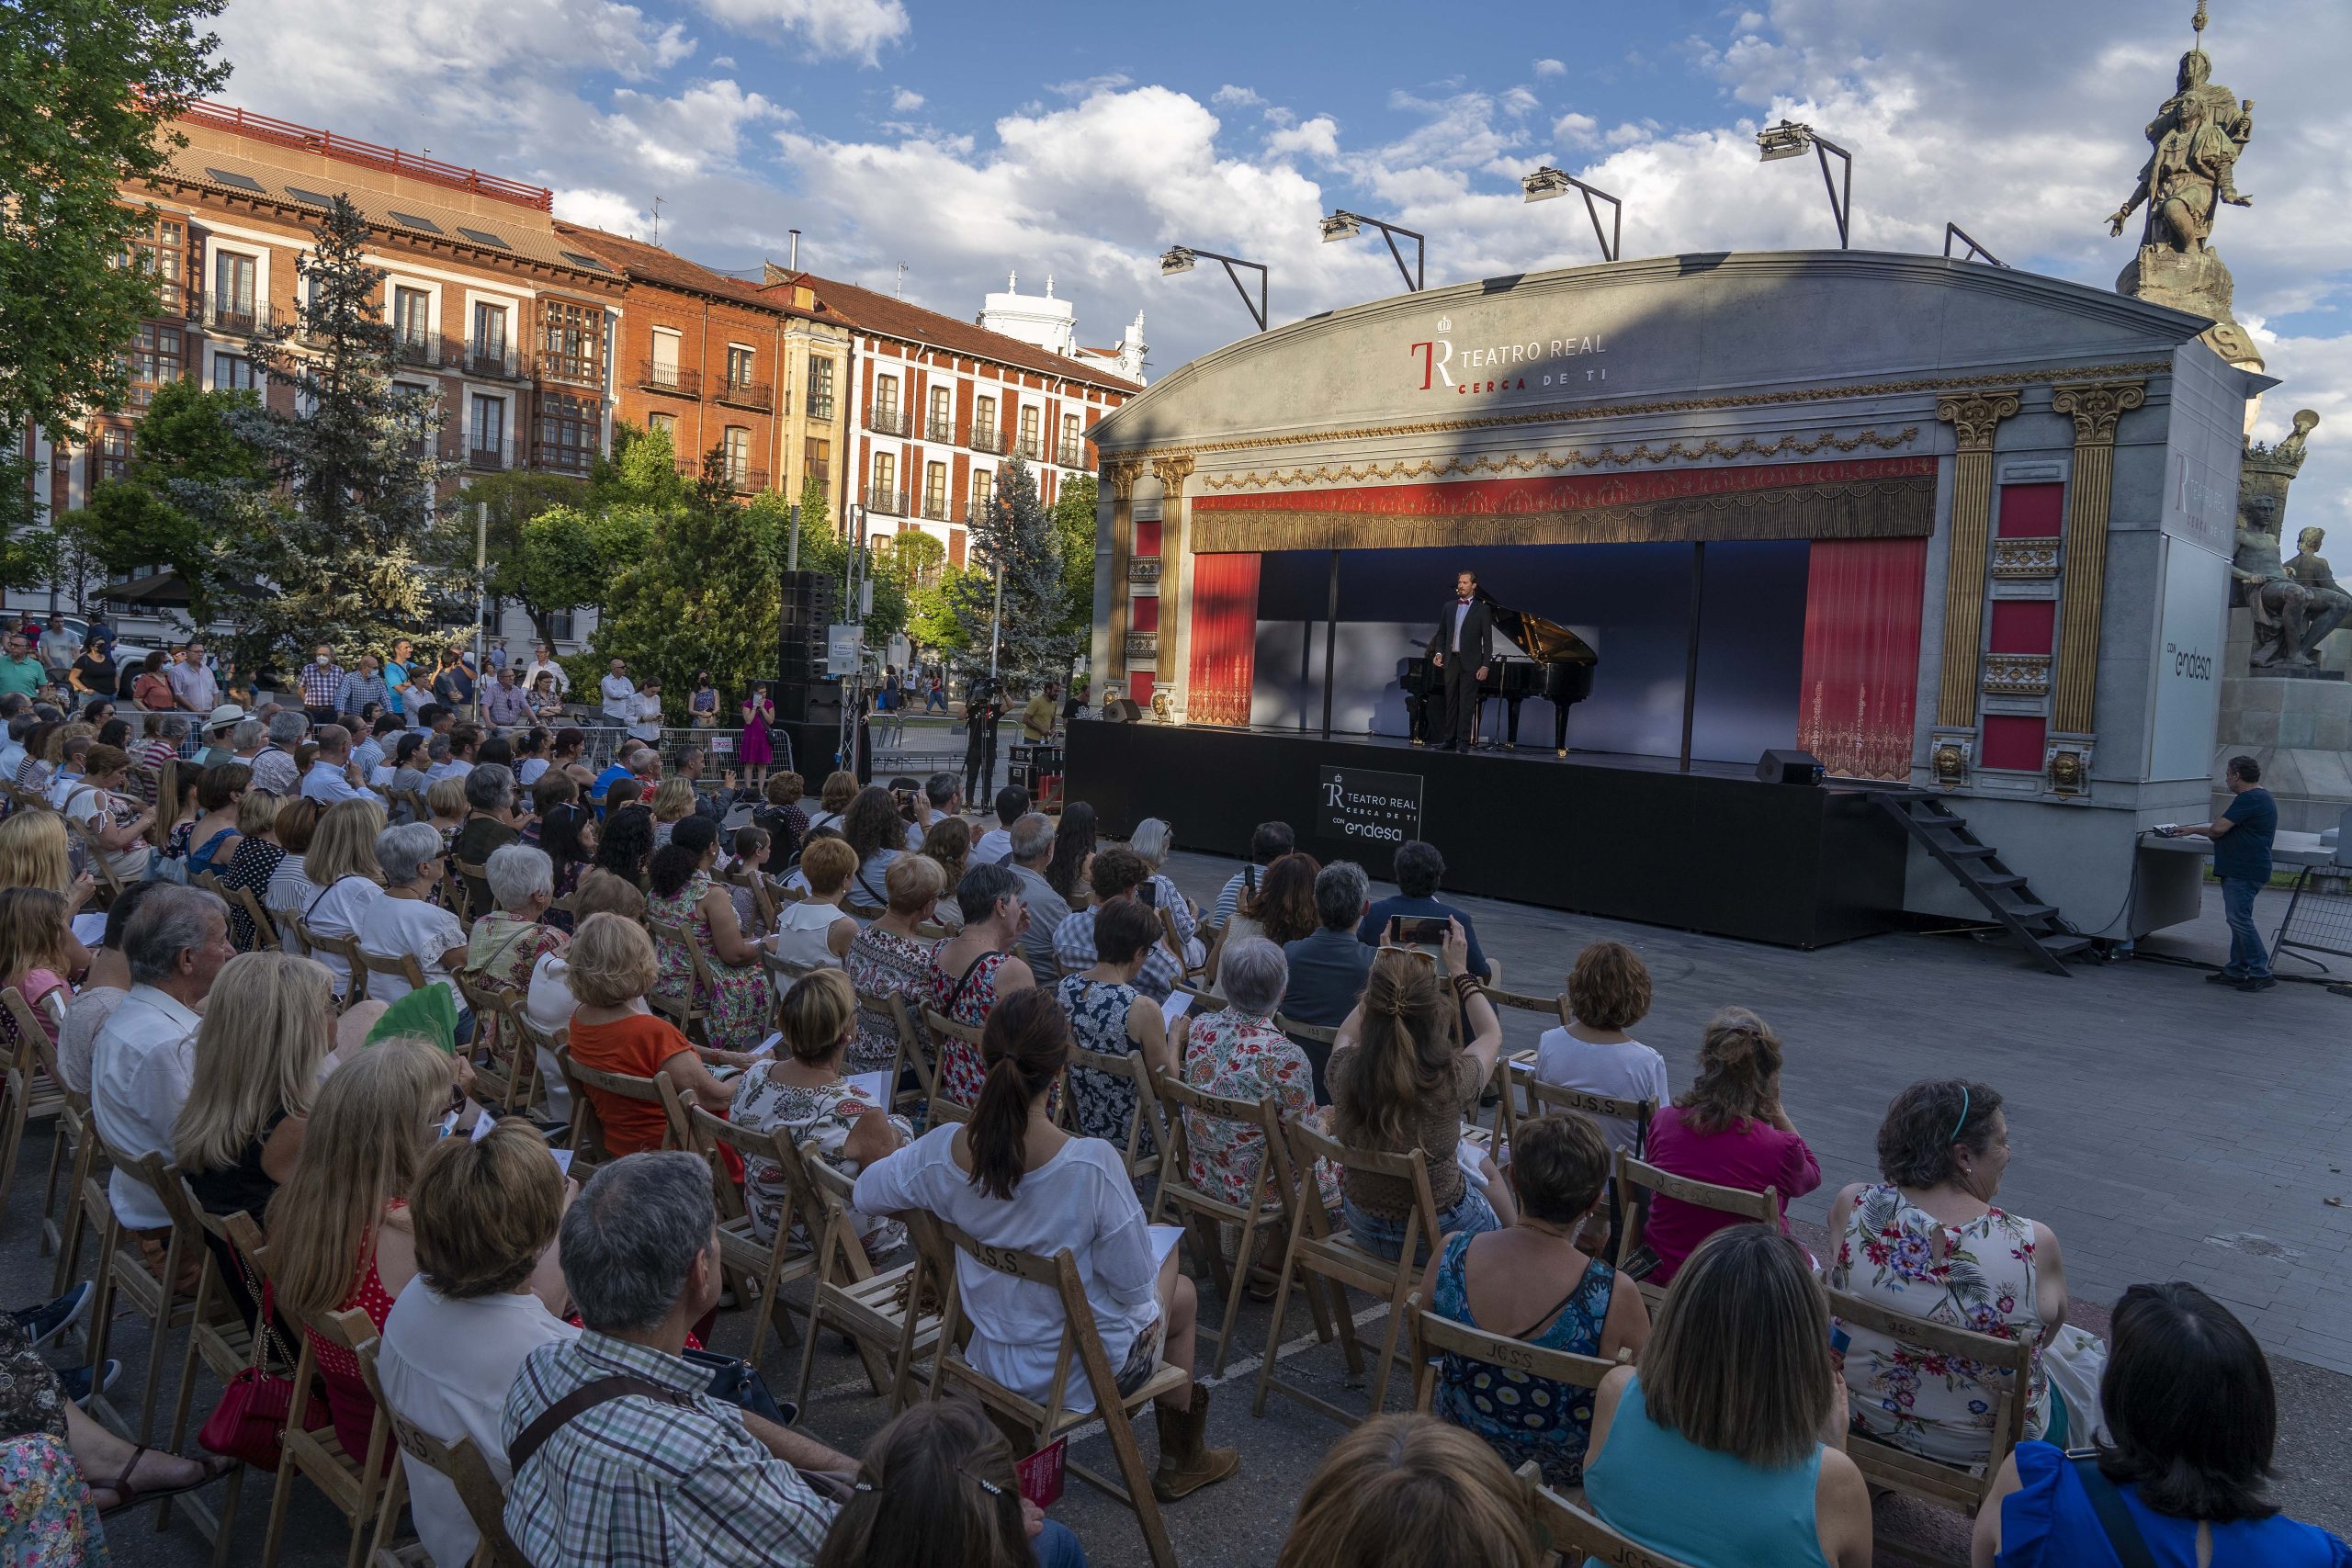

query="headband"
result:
[1950,1085,1971,1145]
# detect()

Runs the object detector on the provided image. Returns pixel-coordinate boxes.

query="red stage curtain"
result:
[1797,537,1928,781]
[1185,553,1261,727]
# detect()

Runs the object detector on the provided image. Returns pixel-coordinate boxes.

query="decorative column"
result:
[1929,389,2021,785]
[1103,457,1143,694]
[1150,454,1195,703]
[2044,380,2146,794]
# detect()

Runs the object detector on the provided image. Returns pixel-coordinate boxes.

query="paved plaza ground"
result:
[15,775,2351,1565]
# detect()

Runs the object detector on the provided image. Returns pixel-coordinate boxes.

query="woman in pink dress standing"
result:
[739,682,775,795]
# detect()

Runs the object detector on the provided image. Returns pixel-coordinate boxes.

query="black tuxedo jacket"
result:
[1434,594,1495,669]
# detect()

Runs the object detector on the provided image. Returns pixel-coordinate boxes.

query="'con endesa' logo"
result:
[1408,315,1606,395]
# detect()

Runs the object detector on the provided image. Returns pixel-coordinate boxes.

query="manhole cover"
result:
[2203,1232,2302,1260]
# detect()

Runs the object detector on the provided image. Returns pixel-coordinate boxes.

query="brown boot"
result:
[1150,1384,1240,1501]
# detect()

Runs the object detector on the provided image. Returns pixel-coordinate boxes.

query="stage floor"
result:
[1065,719,1910,949]
[1168,723,1764,781]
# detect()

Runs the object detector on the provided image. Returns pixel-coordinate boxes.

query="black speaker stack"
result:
[777,570,842,775]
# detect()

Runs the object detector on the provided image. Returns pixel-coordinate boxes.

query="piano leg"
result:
[1555,702,1570,758]
[1505,696,1525,750]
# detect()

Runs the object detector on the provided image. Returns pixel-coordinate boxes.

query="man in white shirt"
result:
[90,886,233,1231]
[167,641,219,714]
[37,618,81,679]
[45,734,91,807]
[301,724,374,805]
[598,660,637,728]
[972,784,1028,867]
[524,643,570,701]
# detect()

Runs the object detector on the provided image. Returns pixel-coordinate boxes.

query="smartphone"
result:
[1393,915,1448,945]
[1136,880,1158,908]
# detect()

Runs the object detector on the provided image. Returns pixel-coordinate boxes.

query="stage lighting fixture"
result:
[1159,246,1197,276]
[1159,243,1270,331]
[1519,165,1623,262]
[1754,119,1852,248]
[1318,211,1363,243]
[1521,167,1570,201]
[1756,120,1815,161]
[1318,209,1424,291]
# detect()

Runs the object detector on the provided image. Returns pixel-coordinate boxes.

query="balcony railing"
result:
[927,416,956,444]
[728,466,768,495]
[467,344,524,379]
[1015,434,1042,461]
[716,377,773,412]
[535,349,604,388]
[637,359,700,397]
[200,297,277,336]
[395,331,459,369]
[535,441,594,475]
[921,493,952,522]
[458,438,514,472]
[970,423,1004,455]
[806,394,835,422]
[866,404,909,437]
[1057,439,1085,468]
[865,486,908,516]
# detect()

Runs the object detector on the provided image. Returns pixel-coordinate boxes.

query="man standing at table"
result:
[2173,754,2279,992]
[1432,568,1493,752]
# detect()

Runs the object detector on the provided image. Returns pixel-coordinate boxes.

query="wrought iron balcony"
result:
[921,493,951,522]
[395,331,458,369]
[1057,439,1085,468]
[1015,435,1042,461]
[637,359,700,397]
[866,404,910,437]
[717,376,773,412]
[865,486,908,516]
[460,438,514,472]
[927,416,956,444]
[200,297,277,336]
[970,423,1005,455]
[468,344,524,379]
[729,466,768,494]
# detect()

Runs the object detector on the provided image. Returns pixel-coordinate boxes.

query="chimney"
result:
[788,229,799,271]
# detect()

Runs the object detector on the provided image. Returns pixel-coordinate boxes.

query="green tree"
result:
[1051,473,1100,657]
[587,421,688,512]
[952,457,1074,682]
[593,491,788,720]
[0,0,229,580]
[450,468,600,644]
[197,195,458,664]
[64,377,265,625]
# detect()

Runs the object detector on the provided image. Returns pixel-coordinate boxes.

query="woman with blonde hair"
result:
[424,775,467,843]
[563,911,741,1156]
[0,810,94,908]
[175,951,335,1219]
[1635,1006,1820,1287]
[1328,921,1511,1261]
[266,1035,467,1464]
[218,786,287,949]
[648,777,697,849]
[769,834,858,974]
[842,852,944,1075]
[0,887,77,1051]
[519,872,644,1122]
[730,967,910,1250]
[1276,1414,1541,1568]
[808,769,859,836]
[297,796,388,996]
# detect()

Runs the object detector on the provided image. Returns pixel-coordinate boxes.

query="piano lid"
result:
[1486,594,1597,666]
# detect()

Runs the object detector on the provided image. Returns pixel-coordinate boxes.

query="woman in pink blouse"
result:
[1635,1007,1820,1286]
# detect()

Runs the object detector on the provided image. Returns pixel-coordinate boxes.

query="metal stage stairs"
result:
[1871,792,2091,977]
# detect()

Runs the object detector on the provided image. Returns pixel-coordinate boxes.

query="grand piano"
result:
[1400,594,1599,755]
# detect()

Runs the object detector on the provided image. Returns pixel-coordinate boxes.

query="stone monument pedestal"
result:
[2213,606,2352,829]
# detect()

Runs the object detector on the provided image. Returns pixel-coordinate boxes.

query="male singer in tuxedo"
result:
[1433,568,1495,751]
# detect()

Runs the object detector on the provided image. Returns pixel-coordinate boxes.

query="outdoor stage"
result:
[1066,719,1911,949]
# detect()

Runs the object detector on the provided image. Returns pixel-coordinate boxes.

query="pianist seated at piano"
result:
[1400,573,1597,755]
[1356,840,1493,982]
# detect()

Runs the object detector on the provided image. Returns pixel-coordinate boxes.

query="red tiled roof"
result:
[177,100,553,211]
[787,272,1141,392]
[551,222,842,324]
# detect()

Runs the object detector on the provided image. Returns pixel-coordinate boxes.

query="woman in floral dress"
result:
[1179,936,1337,1213]
[464,843,569,1075]
[922,863,1035,1110]
[842,855,944,1076]
[1053,897,1175,1156]
[645,817,772,1053]
[1826,1077,2067,1465]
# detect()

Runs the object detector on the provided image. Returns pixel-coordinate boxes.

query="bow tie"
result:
[1457,597,1472,605]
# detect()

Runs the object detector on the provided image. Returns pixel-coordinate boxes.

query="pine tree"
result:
[952,457,1074,682]
[198,195,458,662]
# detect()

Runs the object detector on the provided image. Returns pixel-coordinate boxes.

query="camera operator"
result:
[961,674,1004,803]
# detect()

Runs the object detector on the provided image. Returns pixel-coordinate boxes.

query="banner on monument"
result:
[1317,765,1423,846]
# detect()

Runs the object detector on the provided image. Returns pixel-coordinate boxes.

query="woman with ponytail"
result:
[854,987,1239,1503]
[815,1397,1091,1568]
[1635,1006,1821,1287]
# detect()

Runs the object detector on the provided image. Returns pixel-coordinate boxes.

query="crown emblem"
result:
[1433,315,1452,333]
[2243,408,2320,479]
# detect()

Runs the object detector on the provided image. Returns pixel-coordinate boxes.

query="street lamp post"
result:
[1319,209,1425,292]
[1755,120,1852,249]
[1159,246,1270,332]
[1520,166,1623,262]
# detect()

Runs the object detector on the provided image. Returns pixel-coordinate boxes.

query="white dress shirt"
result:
[300,759,371,805]
[1452,598,1471,652]
[973,827,1014,866]
[598,673,636,722]
[524,660,571,697]
[90,985,202,1229]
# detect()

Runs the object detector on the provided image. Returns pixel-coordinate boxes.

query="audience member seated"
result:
[1273,1414,1540,1568]
[721,825,776,935]
[1636,1007,1821,1287]
[378,1122,576,1568]
[62,744,156,886]
[1582,1225,1872,1568]
[424,775,468,842]
[841,785,909,907]
[649,815,772,1053]
[971,785,1026,868]
[0,809,85,908]
[842,854,946,1078]
[359,821,469,1010]
[91,886,232,1244]
[1356,840,1491,981]
[469,842,568,1066]
[451,763,522,913]
[1054,897,1177,1151]
[750,770,808,865]
[594,801,655,886]
[521,870,645,1123]
[1328,927,1511,1262]
[175,951,333,1222]
[1416,1111,1649,1487]
[1125,817,1200,954]
[1279,861,1375,1089]
[217,785,287,948]
[565,912,741,1155]
[0,1307,228,1520]
[649,778,697,849]
[0,886,74,1050]
[1210,851,1317,988]
[814,1397,1091,1568]
[58,882,163,1097]
[927,863,1037,1107]
[182,761,248,875]
[503,1153,850,1564]
[1532,939,1668,1156]
[854,988,1238,1499]
[1043,802,1097,907]
[730,968,911,1252]
[263,797,322,951]
[1179,936,1333,1220]
[1826,1077,2065,1464]
[298,797,390,994]
[1050,847,1182,1005]
[1212,821,1294,931]
[920,817,972,920]
[1972,1280,2351,1568]
[807,769,857,836]
[1003,812,1072,983]
[266,1036,466,1466]
[771,836,859,975]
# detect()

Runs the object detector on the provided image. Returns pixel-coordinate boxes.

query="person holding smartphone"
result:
[1356,839,1491,981]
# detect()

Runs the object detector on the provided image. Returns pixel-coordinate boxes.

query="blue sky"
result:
[212,0,2352,522]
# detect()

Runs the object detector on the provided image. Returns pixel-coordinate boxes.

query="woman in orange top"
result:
[563,912,740,1156]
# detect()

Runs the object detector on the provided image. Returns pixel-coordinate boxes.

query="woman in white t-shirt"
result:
[62,744,156,886]
[358,822,467,1008]
[1531,940,1669,1156]
[769,836,857,979]
[854,987,1240,1502]
[297,797,389,994]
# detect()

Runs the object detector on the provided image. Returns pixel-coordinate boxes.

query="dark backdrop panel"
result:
[1690,540,1809,764]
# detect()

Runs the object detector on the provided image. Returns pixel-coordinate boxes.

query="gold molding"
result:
[1983,653,2052,697]
[1103,460,1142,682]
[1990,536,2061,580]
[1103,457,1144,501]
[1934,389,2022,730]
[1196,428,1919,491]
[2051,381,2146,446]
[1149,456,1195,690]
[2050,380,2147,734]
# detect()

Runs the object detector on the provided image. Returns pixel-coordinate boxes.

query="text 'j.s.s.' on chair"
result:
[1824,1283,2033,1564]
[1515,1460,1702,1568]
[1406,1287,1628,1420]
[1611,1152,1778,1313]
[685,1104,820,1366]
[355,947,428,1005]
[1499,1058,1654,1161]
[901,1210,1189,1568]
[792,1155,941,1411]
[260,1301,399,1568]
[555,1045,691,1174]
[354,1336,532,1568]
[1148,1069,1337,1379]
[1252,1118,1441,1428]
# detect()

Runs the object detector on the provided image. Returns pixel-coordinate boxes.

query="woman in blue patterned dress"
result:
[1415,1111,1650,1487]
[1053,897,1176,1155]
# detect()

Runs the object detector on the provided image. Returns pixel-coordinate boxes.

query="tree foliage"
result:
[67,377,265,625]
[591,488,787,721]
[951,457,1077,682]
[449,467,599,645]
[1052,473,1100,659]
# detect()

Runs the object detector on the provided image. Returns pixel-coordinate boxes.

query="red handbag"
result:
[196,1280,321,1472]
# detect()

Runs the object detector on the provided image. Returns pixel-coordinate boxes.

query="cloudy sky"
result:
[209,0,2352,526]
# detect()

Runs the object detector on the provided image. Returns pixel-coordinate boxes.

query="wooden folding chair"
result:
[555,1046,689,1167]
[260,1303,399,1568]
[1149,1070,1337,1379]
[645,917,714,1043]
[904,1211,1188,1568]
[158,1181,264,1563]
[503,1001,563,1119]
[1408,1285,1623,1427]
[791,1156,939,1410]
[62,813,127,907]
[724,867,777,937]
[1254,1118,1441,1427]
[1060,1042,1169,1185]
[0,985,66,1227]
[356,947,430,1006]
[1516,1461,1702,1567]
[230,883,282,953]
[355,1337,533,1567]
[1825,1284,2033,1562]
[1500,1060,1655,1157]
[82,1146,203,1446]
[854,987,933,1117]
[1611,1153,1778,1311]
[684,1105,820,1367]
[453,971,522,1105]
[28,1025,96,1295]
[449,860,490,929]
[921,1006,986,1124]
[288,914,368,1010]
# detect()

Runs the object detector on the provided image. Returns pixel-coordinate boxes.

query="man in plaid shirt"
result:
[299,644,345,727]
[503,1153,845,1566]
[1049,845,1185,1002]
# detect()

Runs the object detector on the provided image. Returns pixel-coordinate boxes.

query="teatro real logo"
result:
[1409,311,1606,395]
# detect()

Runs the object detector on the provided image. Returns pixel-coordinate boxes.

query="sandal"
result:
[96,1445,232,1517]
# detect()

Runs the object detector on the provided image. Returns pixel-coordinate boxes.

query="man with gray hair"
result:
[452,763,521,915]
[89,886,233,1231]
[502,1153,846,1565]
[1280,861,1374,1098]
[1004,810,1071,983]
[250,709,307,795]
[300,723,372,805]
